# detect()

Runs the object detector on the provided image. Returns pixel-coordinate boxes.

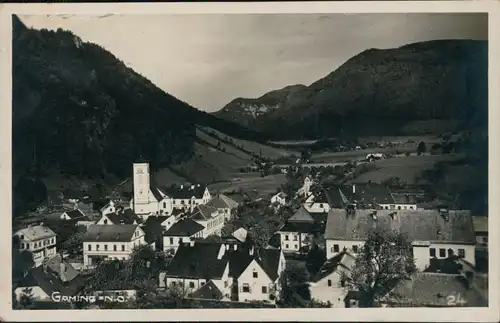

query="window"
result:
[20,243,24,249]
[262,286,268,294]
[163,202,166,209]
[327,280,332,287]
[294,244,298,249]
[104,219,108,224]
[26,244,29,250]
[285,244,289,249]
[178,238,182,244]
[224,281,228,288]
[253,271,258,278]
[242,283,250,293]
[429,248,436,257]
[20,235,24,239]
[104,245,108,251]
[88,245,92,251]
[483,237,488,244]
[319,204,323,208]
[113,245,117,251]
[96,244,100,251]
[285,235,289,241]
[410,206,414,210]
[352,245,359,253]
[458,249,465,258]
[439,248,446,257]
[171,282,176,287]
[201,281,206,286]
[121,245,125,251]
[398,206,402,210]
[189,282,195,288]
[169,238,174,244]
[293,235,298,241]
[341,278,346,287]
[447,249,454,257]
[333,244,340,252]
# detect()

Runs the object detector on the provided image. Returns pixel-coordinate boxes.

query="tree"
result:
[306,244,326,278]
[17,287,35,309]
[61,228,86,254]
[417,141,427,155]
[278,264,311,307]
[341,228,417,307]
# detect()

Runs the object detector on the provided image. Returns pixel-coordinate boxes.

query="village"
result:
[12,145,489,309]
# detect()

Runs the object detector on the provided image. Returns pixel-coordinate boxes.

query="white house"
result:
[129,163,212,219]
[270,192,287,207]
[163,218,205,255]
[189,205,225,237]
[297,176,313,197]
[205,193,239,222]
[82,224,147,267]
[60,209,86,221]
[324,208,477,270]
[303,191,331,213]
[14,254,85,301]
[277,207,325,253]
[309,251,356,307]
[100,200,116,215]
[14,224,57,266]
[159,241,286,304]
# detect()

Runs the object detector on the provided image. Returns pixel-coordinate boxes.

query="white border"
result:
[1,2,499,322]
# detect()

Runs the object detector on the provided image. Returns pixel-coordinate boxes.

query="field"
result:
[208,173,287,199]
[352,154,464,184]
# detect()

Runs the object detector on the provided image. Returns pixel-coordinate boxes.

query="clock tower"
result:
[133,162,150,208]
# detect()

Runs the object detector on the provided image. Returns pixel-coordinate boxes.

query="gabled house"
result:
[270,192,287,207]
[277,206,326,253]
[14,254,85,301]
[143,214,176,232]
[205,193,239,222]
[189,204,225,237]
[303,190,330,213]
[100,200,117,216]
[13,224,57,266]
[96,209,141,225]
[309,251,356,307]
[297,176,313,197]
[82,224,147,267]
[163,218,205,255]
[60,209,86,221]
[324,208,477,270]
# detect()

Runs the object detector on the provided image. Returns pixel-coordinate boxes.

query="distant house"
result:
[206,194,239,222]
[366,153,385,160]
[303,191,330,213]
[60,209,86,221]
[324,208,477,270]
[163,218,205,255]
[277,207,325,253]
[159,241,286,304]
[129,163,211,219]
[189,205,225,237]
[309,251,356,307]
[14,254,85,301]
[100,200,117,216]
[13,224,57,266]
[82,224,147,267]
[96,209,141,225]
[297,176,313,197]
[270,192,287,207]
[379,272,488,307]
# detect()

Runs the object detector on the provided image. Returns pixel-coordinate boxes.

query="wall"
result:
[413,243,476,271]
[101,204,115,215]
[279,232,314,253]
[326,240,363,259]
[83,230,145,266]
[309,271,347,308]
[237,259,275,303]
[304,203,330,213]
[163,236,192,254]
[17,234,57,266]
[379,203,417,211]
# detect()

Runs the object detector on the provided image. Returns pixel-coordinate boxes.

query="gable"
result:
[240,259,273,282]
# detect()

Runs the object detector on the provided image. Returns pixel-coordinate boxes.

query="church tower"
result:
[133,163,150,208]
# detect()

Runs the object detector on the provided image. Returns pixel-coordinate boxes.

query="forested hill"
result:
[12,15,266,183]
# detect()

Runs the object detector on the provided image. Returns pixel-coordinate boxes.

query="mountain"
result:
[214,39,488,140]
[12,15,291,216]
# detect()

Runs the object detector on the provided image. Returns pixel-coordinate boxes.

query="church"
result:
[129,163,212,219]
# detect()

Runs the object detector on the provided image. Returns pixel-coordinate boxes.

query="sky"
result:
[20,13,487,112]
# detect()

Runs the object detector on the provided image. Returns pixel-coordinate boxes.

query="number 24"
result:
[447,293,467,306]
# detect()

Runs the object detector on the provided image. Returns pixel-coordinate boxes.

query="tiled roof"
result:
[278,221,325,234]
[159,184,207,200]
[309,211,328,223]
[165,242,228,279]
[83,224,139,242]
[312,251,356,283]
[254,248,282,281]
[325,209,476,244]
[231,227,248,243]
[382,272,488,307]
[472,216,488,233]
[143,216,170,227]
[323,183,402,208]
[16,225,56,241]
[218,194,239,209]
[188,280,223,300]
[45,254,80,283]
[288,206,314,223]
[392,193,417,204]
[141,224,163,244]
[190,205,218,221]
[164,218,204,237]
[221,246,282,281]
[105,209,141,225]
[206,194,239,210]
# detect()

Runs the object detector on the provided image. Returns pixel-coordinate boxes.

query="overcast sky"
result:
[20,13,487,112]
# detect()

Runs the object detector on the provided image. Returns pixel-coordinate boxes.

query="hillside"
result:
[11,15,289,216]
[215,39,488,140]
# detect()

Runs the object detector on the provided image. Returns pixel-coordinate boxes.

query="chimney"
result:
[189,240,195,247]
[352,184,356,194]
[249,246,254,256]
[180,184,184,190]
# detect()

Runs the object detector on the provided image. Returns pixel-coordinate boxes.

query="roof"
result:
[288,206,314,223]
[392,193,417,204]
[63,209,85,219]
[472,216,488,233]
[325,209,476,245]
[104,209,141,225]
[278,222,325,234]
[188,280,223,300]
[221,246,282,281]
[190,205,218,221]
[206,194,239,209]
[164,218,205,237]
[231,227,248,243]
[309,211,328,223]
[312,251,356,283]
[83,224,139,242]
[143,215,170,227]
[16,225,56,241]
[159,184,207,199]
[323,183,399,208]
[16,256,85,297]
[45,254,80,282]
[141,224,163,244]
[382,272,488,307]
[165,242,228,279]
[272,192,287,199]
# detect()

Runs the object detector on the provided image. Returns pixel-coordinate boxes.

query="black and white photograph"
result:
[1,1,499,321]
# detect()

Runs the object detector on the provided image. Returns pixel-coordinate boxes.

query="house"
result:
[324,208,477,270]
[297,176,313,197]
[82,224,147,267]
[100,200,117,216]
[205,193,239,222]
[159,241,286,304]
[60,209,86,221]
[13,224,57,266]
[309,251,356,307]
[143,214,177,232]
[303,191,330,213]
[366,153,385,160]
[129,162,211,219]
[323,183,417,210]
[379,272,488,307]
[163,218,205,255]
[14,254,85,301]
[187,280,225,301]
[270,192,287,207]
[96,209,141,225]
[277,207,325,253]
[188,204,225,237]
